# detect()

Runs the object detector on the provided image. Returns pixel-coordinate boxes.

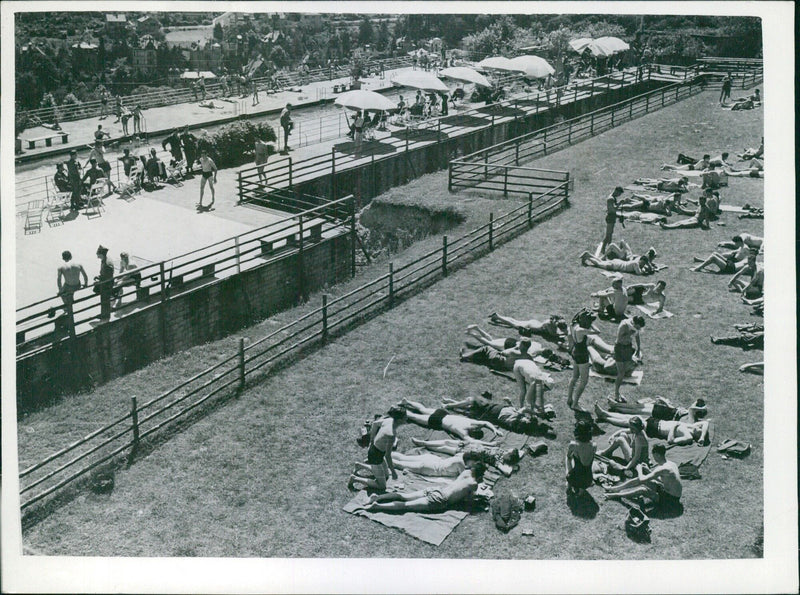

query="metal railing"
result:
[19,172,569,518]
[15,194,355,355]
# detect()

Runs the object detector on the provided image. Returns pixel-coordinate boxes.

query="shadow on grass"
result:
[334,140,398,156]
[439,114,491,128]
[567,489,600,519]
[390,128,447,143]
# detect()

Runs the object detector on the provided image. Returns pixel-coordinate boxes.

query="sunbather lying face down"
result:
[410,437,522,477]
[389,450,491,477]
[580,252,654,275]
[595,401,710,445]
[488,313,568,346]
[400,398,503,442]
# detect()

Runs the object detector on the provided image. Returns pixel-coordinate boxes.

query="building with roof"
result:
[132,34,159,75]
[105,13,128,35]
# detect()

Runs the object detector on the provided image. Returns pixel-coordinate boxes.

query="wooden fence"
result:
[16,194,355,355]
[449,74,708,195]
[18,174,569,517]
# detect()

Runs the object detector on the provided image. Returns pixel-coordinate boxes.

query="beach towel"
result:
[635,303,674,319]
[589,368,644,385]
[719,205,750,213]
[343,472,469,546]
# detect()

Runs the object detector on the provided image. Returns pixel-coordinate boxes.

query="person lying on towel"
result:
[594,401,710,445]
[580,252,655,276]
[400,398,503,442]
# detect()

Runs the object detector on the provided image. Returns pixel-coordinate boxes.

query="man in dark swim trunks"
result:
[601,186,625,253]
[400,398,502,442]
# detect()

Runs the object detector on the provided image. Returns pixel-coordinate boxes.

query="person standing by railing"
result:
[280,103,294,153]
[180,126,198,173]
[94,245,115,322]
[66,150,84,210]
[254,136,273,184]
[57,250,88,334]
[132,105,143,136]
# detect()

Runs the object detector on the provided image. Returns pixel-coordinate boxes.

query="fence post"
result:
[237,170,243,203]
[442,236,448,277]
[128,396,139,463]
[503,167,508,198]
[484,150,488,181]
[331,148,336,200]
[298,215,306,302]
[350,197,356,277]
[629,98,633,120]
[238,338,245,389]
[489,213,494,251]
[388,262,394,307]
[515,141,519,166]
[448,162,452,192]
[543,128,548,155]
[234,237,242,274]
[159,262,167,300]
[322,294,329,343]
[611,106,615,128]
[568,120,572,144]
[646,94,650,113]
[675,85,679,102]
[528,193,533,228]
[662,88,665,107]
[590,112,594,135]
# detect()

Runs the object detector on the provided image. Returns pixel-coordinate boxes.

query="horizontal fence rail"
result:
[15,194,355,355]
[19,174,569,517]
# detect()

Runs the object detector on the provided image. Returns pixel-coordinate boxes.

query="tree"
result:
[15,72,40,110]
[358,16,374,46]
[376,20,390,51]
[214,22,224,41]
[269,45,289,68]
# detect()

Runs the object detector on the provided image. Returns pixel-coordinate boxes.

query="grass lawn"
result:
[20,89,765,559]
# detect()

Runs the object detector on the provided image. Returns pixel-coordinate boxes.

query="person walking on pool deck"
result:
[254,137,273,184]
[280,104,294,153]
[613,315,645,403]
[198,150,218,211]
[601,186,625,254]
[94,245,115,322]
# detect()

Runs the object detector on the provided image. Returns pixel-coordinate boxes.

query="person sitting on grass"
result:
[357,464,487,514]
[691,235,750,273]
[626,280,667,314]
[700,164,728,190]
[659,195,711,230]
[737,138,763,161]
[591,275,628,320]
[348,406,407,492]
[595,415,649,477]
[741,264,764,300]
[661,154,711,172]
[580,251,654,276]
[600,241,659,265]
[488,312,568,347]
[388,449,491,478]
[400,398,503,442]
[727,252,761,292]
[604,443,682,515]
[410,437,523,477]
[633,176,691,193]
[594,402,710,445]
[565,419,597,497]
[459,338,533,372]
[719,233,762,252]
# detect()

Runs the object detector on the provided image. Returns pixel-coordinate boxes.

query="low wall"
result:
[17,231,353,412]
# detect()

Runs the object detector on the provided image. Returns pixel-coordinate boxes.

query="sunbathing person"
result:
[565,419,597,497]
[700,164,728,190]
[604,444,682,514]
[389,449,490,477]
[661,154,711,171]
[691,236,749,273]
[600,240,659,264]
[723,165,763,178]
[618,193,691,216]
[741,264,763,299]
[633,176,691,193]
[627,281,667,313]
[592,276,628,319]
[659,195,711,230]
[608,396,708,423]
[465,325,542,353]
[595,402,710,445]
[596,415,649,476]
[739,362,764,375]
[349,406,407,492]
[440,394,551,436]
[359,464,486,513]
[727,252,760,292]
[618,211,668,225]
[719,233,762,252]
[711,322,763,350]
[410,437,523,477]
[580,252,654,276]
[460,338,533,372]
[514,359,556,419]
[738,138,763,161]
[401,398,502,442]
[488,313,568,346]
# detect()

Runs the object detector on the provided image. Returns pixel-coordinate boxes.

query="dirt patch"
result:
[357,196,466,260]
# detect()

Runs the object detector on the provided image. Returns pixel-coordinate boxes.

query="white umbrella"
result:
[334,89,397,112]
[391,71,449,92]
[594,36,630,55]
[508,55,555,78]
[475,56,519,71]
[439,66,491,88]
[569,38,594,54]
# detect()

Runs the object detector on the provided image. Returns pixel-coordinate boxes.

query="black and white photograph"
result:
[1,1,796,593]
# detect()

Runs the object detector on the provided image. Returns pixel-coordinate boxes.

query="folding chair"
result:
[46,185,71,225]
[85,182,106,218]
[118,164,142,200]
[165,159,186,186]
[24,200,44,234]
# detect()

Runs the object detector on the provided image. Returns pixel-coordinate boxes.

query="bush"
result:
[208,120,277,168]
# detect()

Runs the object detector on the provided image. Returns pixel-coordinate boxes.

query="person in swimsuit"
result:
[349,406,407,491]
[691,236,749,273]
[488,313,568,347]
[359,464,487,513]
[401,399,502,442]
[596,415,649,476]
[659,195,711,230]
[626,280,667,313]
[57,250,89,331]
[595,402,710,445]
[198,150,217,210]
[613,316,645,403]
[618,193,693,216]
[580,252,654,276]
[459,338,533,372]
[254,137,273,184]
[633,176,690,193]
[661,154,711,172]
[592,276,629,319]
[601,186,625,253]
[565,419,596,496]
[409,437,523,477]
[727,251,760,292]
[464,324,544,354]
[605,444,682,513]
[440,394,545,436]
[566,309,600,412]
[389,449,490,477]
[514,359,555,418]
[719,233,762,252]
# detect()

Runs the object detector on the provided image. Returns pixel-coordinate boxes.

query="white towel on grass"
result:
[589,369,644,385]
[635,303,674,319]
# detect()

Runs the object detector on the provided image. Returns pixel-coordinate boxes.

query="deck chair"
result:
[24,200,45,234]
[46,184,71,225]
[85,181,106,218]
[165,159,185,186]
[118,164,142,200]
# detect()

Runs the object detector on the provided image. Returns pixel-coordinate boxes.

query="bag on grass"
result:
[624,507,651,542]
[717,439,751,458]
[491,493,524,533]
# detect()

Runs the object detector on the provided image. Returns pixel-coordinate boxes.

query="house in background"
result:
[132,34,159,76]
[70,41,100,71]
[105,13,128,36]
